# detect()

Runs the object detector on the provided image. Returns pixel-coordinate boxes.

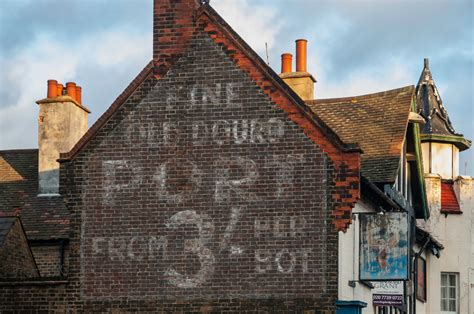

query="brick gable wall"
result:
[0,1,360,311]
[61,31,339,311]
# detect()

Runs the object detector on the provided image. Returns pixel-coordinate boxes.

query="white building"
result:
[416,58,473,314]
[309,58,472,314]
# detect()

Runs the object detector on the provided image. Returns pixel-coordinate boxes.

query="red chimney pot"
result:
[281,53,293,73]
[66,82,77,101]
[57,83,64,96]
[47,80,58,98]
[75,86,82,104]
[295,39,308,72]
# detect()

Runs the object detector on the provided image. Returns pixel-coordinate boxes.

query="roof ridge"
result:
[309,85,415,104]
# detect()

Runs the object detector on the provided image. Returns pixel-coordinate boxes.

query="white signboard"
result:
[372,281,404,306]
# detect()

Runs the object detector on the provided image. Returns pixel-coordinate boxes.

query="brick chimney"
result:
[279,39,316,100]
[153,0,201,77]
[36,80,90,195]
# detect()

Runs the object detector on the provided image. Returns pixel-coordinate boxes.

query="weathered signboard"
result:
[359,212,409,281]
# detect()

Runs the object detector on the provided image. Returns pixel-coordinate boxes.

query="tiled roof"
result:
[440,182,461,214]
[307,86,414,183]
[0,217,16,246]
[0,149,69,240]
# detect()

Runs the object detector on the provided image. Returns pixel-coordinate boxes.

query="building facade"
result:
[0,1,471,313]
[416,59,473,314]
[0,0,360,312]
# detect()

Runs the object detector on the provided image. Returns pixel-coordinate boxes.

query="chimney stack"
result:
[36,80,90,195]
[279,39,316,100]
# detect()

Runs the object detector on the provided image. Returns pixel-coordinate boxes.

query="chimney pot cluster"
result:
[279,38,315,100]
[280,39,309,74]
[47,79,83,104]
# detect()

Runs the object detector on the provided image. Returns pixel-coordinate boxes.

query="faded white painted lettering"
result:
[102,160,143,204]
[165,210,215,288]
[214,157,259,202]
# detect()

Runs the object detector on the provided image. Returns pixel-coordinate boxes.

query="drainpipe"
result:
[60,239,66,277]
[412,238,430,314]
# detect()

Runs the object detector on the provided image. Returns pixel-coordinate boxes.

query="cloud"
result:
[0,29,151,149]
[212,0,282,55]
[0,0,152,58]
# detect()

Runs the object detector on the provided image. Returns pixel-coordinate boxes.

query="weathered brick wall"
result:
[0,220,38,279]
[61,31,339,311]
[0,284,69,312]
[30,244,67,277]
[0,1,359,311]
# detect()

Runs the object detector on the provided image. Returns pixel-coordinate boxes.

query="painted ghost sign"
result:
[359,212,409,281]
[80,66,332,301]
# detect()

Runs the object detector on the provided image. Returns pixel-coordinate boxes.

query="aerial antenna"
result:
[265,42,270,65]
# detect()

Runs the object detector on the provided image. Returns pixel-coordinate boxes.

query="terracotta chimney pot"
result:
[75,86,82,104]
[281,53,293,73]
[66,82,77,101]
[295,39,308,72]
[57,83,64,96]
[47,80,58,98]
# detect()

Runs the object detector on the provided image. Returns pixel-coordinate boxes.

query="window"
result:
[441,273,458,313]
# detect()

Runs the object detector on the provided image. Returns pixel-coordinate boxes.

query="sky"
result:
[0,0,473,175]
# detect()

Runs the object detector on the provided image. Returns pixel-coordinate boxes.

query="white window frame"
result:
[441,272,459,314]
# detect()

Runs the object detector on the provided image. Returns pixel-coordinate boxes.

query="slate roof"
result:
[306,86,415,183]
[415,58,471,150]
[0,149,69,240]
[0,217,16,246]
[416,58,458,137]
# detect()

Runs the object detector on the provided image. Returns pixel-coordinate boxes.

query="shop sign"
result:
[359,212,409,281]
[372,281,404,306]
